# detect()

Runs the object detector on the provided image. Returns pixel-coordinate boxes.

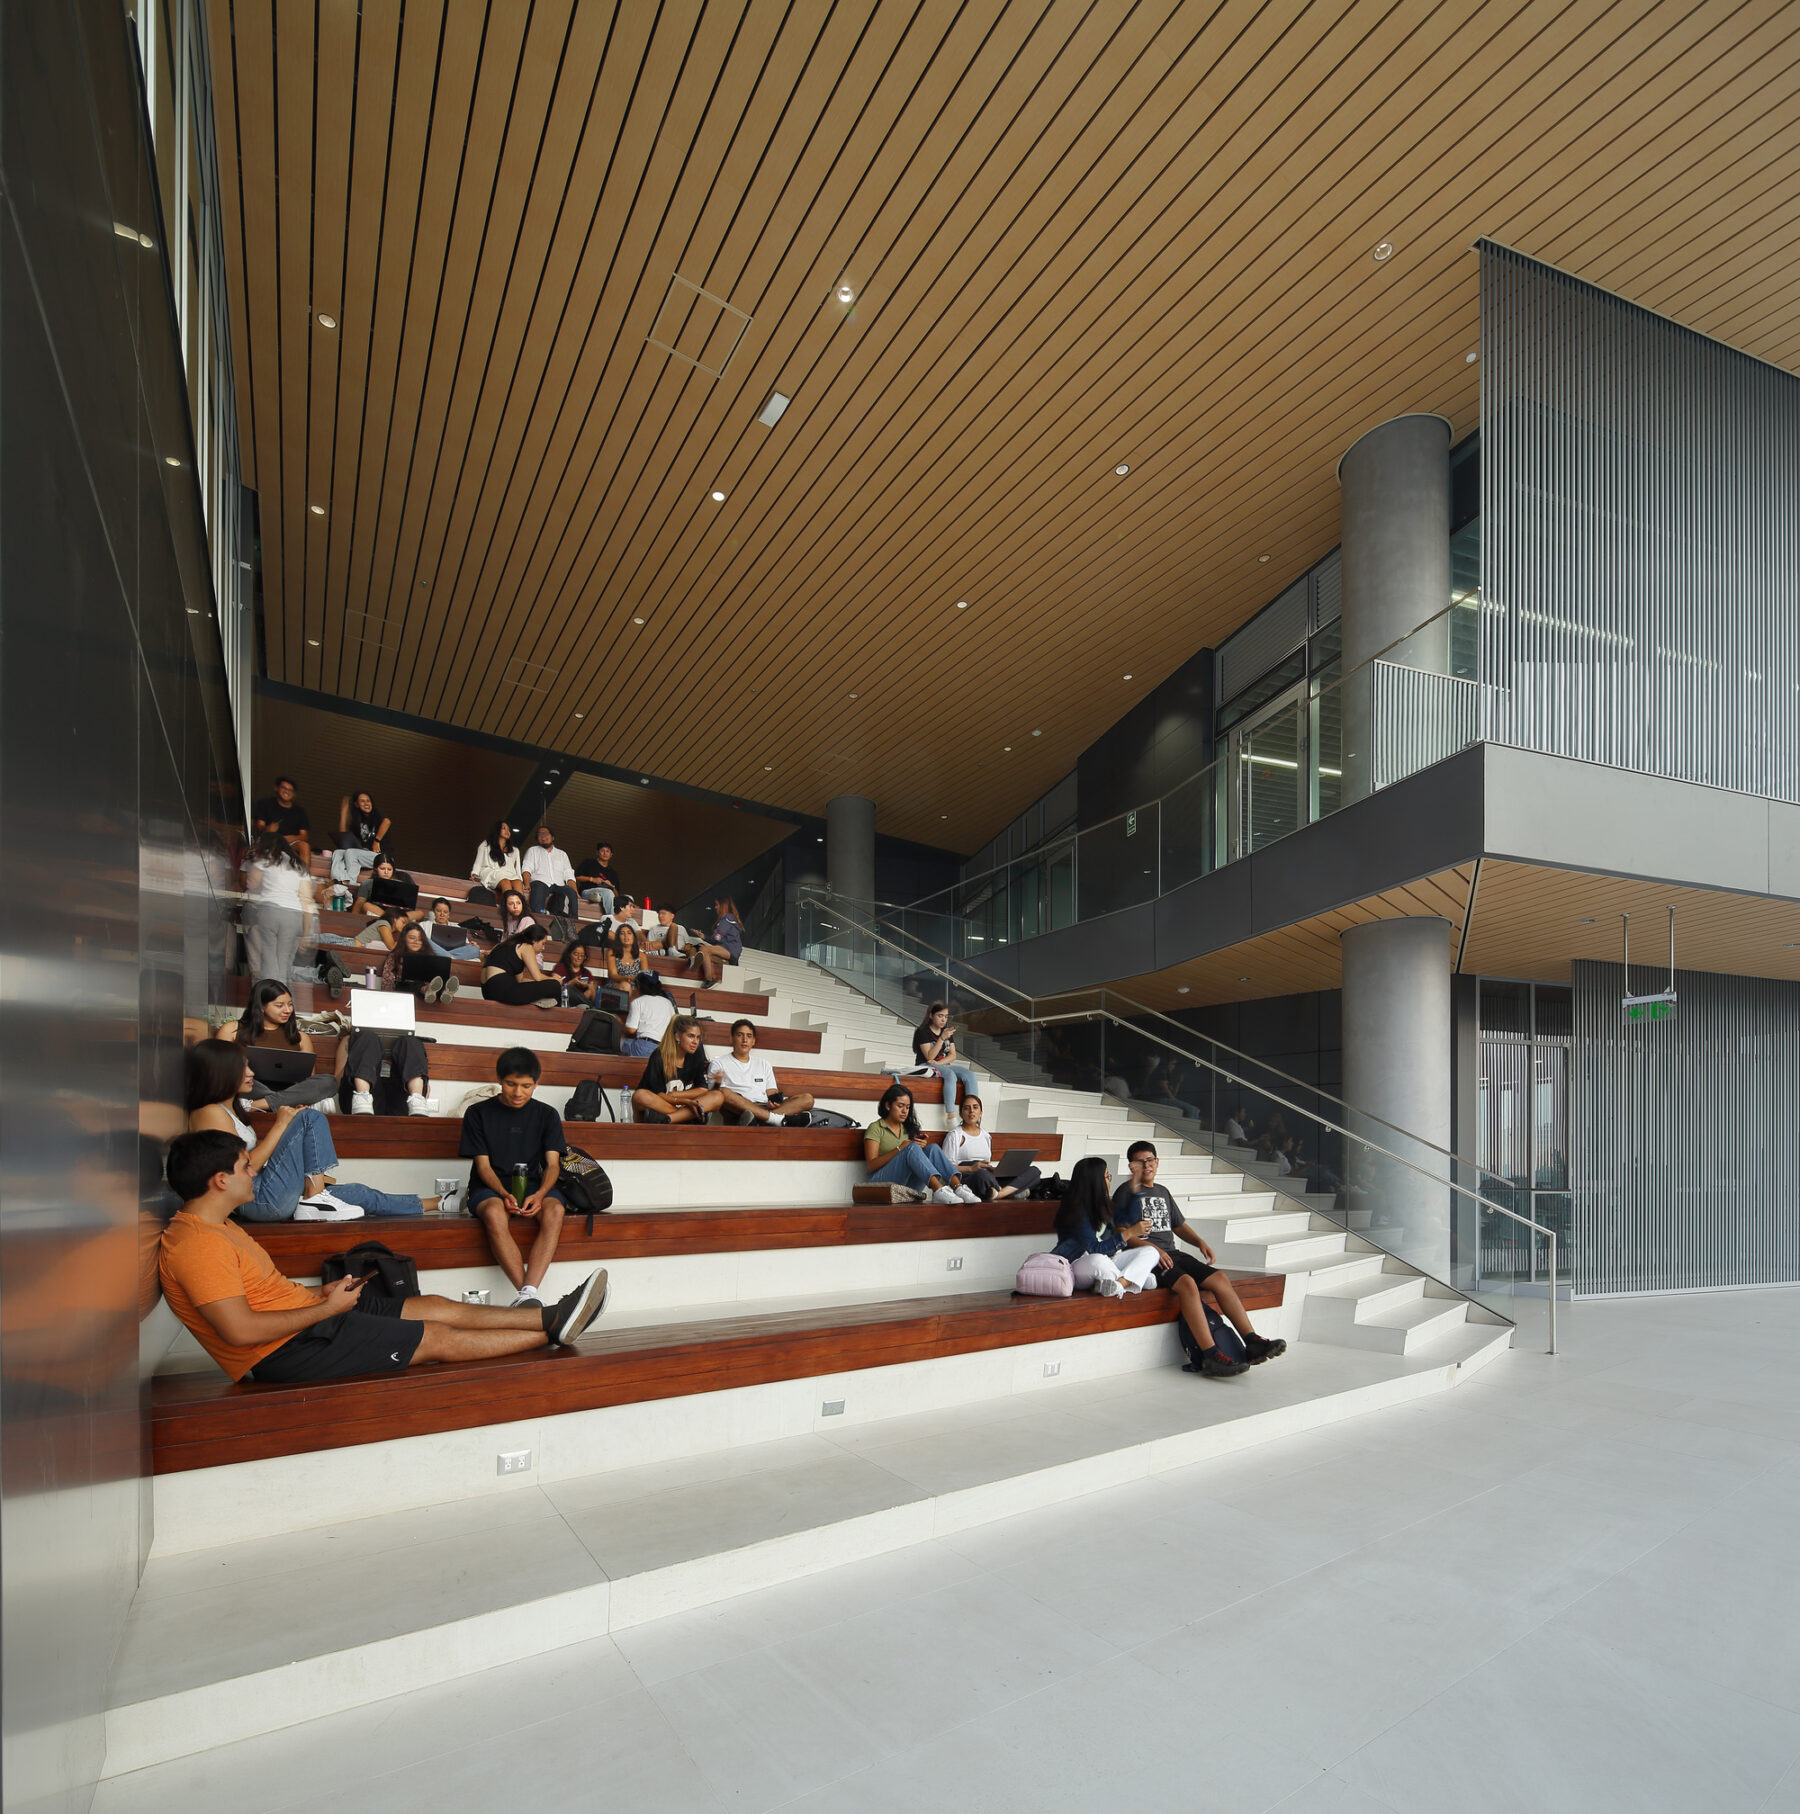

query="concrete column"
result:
[783,830,827,957]
[826,794,875,908]
[1337,414,1452,802]
[1339,917,1454,1278]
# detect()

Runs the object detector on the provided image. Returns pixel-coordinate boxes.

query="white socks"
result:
[768,1112,785,1125]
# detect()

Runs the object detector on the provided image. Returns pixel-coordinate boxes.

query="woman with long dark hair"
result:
[686,894,744,989]
[222,980,342,1111]
[601,919,645,1012]
[333,788,391,882]
[553,936,600,1005]
[497,887,538,943]
[620,970,674,1057]
[381,918,459,1004]
[480,924,563,1008]
[243,832,315,986]
[1051,1156,1160,1297]
[469,820,523,898]
[862,1084,962,1202]
[912,1001,981,1115]
[185,1039,438,1221]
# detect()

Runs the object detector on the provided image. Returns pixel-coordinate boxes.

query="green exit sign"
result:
[1624,992,1676,1021]
[1125,811,1137,836]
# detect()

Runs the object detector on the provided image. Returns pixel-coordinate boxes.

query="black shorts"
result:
[249,1291,422,1383]
[1152,1249,1219,1290]
[466,1184,568,1214]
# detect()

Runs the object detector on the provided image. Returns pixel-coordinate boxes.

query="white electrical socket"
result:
[1042,1360,1062,1378]
[497,1449,533,1475]
[946,1256,963,1271]
[821,1399,845,1417]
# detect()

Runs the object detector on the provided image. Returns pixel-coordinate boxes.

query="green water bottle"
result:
[510,1162,530,1208]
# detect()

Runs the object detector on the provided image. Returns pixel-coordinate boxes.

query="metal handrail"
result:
[801,895,1559,1351]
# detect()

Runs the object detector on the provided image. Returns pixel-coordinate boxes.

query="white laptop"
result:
[348,989,417,1034]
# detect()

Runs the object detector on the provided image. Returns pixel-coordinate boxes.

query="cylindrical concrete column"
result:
[826,795,875,908]
[1338,414,1452,804]
[1339,917,1454,1277]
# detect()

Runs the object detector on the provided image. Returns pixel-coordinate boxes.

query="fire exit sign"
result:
[1624,992,1676,1021]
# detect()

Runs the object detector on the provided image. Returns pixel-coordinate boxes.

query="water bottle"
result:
[365,966,376,991]
[558,979,569,1008]
[510,1162,530,1208]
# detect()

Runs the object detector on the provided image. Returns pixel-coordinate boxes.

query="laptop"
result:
[993,1148,1040,1181]
[245,1046,315,1089]
[349,989,417,1034]
[369,874,420,910]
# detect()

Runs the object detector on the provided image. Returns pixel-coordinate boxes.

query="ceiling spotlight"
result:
[848,692,858,699]
[1002,746,1011,752]
[710,489,726,502]
[309,504,325,516]
[1114,463,1130,476]
[317,312,337,329]
[1238,975,1250,982]
[632,616,645,625]
[1177,986,1190,994]
[573,712,584,719]
[640,778,650,786]
[1465,351,1478,363]
[836,282,855,303]
[307,636,320,645]
[1578,918,1597,925]
[757,391,791,427]
[1031,729,1042,736]
[1373,241,1394,262]
[1257,554,1270,563]
[164,456,180,468]
[955,600,969,610]
[941,814,948,820]
[1123,673,1133,681]
[185,608,200,616]
[763,765,773,771]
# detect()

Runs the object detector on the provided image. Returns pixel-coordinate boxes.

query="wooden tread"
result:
[149,1277,1282,1473]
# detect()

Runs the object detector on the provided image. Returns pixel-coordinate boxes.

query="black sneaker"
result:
[781,1110,811,1128]
[550,1269,610,1344]
[1198,1346,1250,1379]
[325,963,347,1000]
[1242,1333,1287,1363]
[640,1109,671,1124]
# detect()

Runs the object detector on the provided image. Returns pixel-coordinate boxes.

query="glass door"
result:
[1228,682,1308,859]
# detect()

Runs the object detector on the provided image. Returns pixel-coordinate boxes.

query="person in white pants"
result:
[1052,1156,1161,1297]
[1071,1245,1162,1297]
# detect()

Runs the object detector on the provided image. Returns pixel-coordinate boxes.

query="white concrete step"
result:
[1299,1267,1428,1342]
[1325,1296,1475,1355]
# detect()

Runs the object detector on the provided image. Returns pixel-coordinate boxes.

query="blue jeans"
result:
[621,1036,657,1058]
[437,940,481,960]
[930,1064,981,1111]
[869,1142,951,1192]
[242,1110,424,1222]
[529,881,578,916]
[580,885,615,914]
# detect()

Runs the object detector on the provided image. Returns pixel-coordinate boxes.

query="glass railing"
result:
[903,598,1482,952]
[795,895,1561,1351]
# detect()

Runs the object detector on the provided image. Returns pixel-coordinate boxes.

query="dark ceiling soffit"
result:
[254,678,813,829]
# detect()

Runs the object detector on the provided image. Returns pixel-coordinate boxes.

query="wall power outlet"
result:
[497,1449,533,1475]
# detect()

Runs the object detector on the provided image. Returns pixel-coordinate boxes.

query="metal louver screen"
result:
[1570,960,1800,1294]
[1479,241,1800,803]
[1218,579,1307,702]
[1312,550,1341,628]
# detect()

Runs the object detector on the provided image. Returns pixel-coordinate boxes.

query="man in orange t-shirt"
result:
[159,1131,609,1384]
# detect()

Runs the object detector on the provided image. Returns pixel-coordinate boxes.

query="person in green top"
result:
[862,1084,967,1203]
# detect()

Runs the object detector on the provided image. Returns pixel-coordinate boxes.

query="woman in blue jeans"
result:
[863,1084,963,1203]
[185,1040,439,1222]
[912,1002,980,1112]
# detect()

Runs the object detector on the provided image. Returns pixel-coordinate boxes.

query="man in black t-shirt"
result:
[575,841,624,913]
[253,775,312,865]
[459,1047,568,1310]
[1112,1139,1286,1367]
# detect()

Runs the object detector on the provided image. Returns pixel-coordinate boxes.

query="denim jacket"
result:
[1051,1211,1121,1262]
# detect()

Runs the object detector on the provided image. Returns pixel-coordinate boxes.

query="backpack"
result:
[566,1078,616,1122]
[1035,1172,1069,1200]
[1175,1304,1248,1372]
[548,913,579,946]
[559,1147,613,1232]
[320,1240,419,1300]
[803,1108,858,1130]
[567,1008,621,1055]
[1014,1252,1074,1297]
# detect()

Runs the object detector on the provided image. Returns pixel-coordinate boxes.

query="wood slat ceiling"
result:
[210,0,1800,851]
[1103,860,1800,1008]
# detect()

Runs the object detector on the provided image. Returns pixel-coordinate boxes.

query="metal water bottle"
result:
[510,1162,530,1208]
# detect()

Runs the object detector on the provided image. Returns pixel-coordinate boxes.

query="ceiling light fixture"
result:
[640,778,650,786]
[1115,463,1130,476]
[573,712,584,719]
[307,637,320,645]
[185,608,200,616]
[632,616,645,625]
[1257,554,1270,562]
[763,765,773,771]
[1465,351,1478,364]
[164,456,180,468]
[757,391,790,427]
[1578,918,1597,925]
[1002,746,1011,752]
[1123,673,1132,681]
[309,504,325,516]
[1177,986,1190,994]
[1238,975,1250,983]
[848,692,858,699]
[1373,241,1394,262]
[836,282,855,303]
[955,600,969,610]
[1031,729,1041,736]
[317,312,337,329]
[710,489,726,502]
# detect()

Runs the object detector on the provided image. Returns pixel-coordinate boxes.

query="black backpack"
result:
[567,1008,621,1054]
[1175,1303,1248,1372]
[804,1108,858,1130]
[320,1240,419,1300]
[566,1078,617,1122]
[559,1147,614,1232]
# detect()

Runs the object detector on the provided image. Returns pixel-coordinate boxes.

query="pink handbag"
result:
[1015,1252,1074,1297]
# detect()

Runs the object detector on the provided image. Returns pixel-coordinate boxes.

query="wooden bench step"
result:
[248,1115,1062,1162]
[148,1278,1280,1473]
[244,1200,1062,1277]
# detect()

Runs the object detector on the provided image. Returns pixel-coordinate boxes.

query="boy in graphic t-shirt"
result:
[1111,1138,1287,1365]
[460,1047,569,1310]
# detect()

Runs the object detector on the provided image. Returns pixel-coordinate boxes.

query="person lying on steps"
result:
[460,1047,570,1310]
[632,1017,726,1124]
[1112,1138,1286,1369]
[160,1130,608,1384]
[707,1019,813,1126]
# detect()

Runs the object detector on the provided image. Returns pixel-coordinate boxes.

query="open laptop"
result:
[993,1148,1040,1182]
[349,989,417,1034]
[245,1046,315,1089]
[369,874,420,910]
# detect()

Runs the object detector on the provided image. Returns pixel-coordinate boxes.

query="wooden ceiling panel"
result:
[214,0,1800,851]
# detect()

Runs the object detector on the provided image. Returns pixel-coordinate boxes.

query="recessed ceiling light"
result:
[307,637,320,645]
[1031,729,1041,736]
[573,712,584,719]
[640,778,650,786]
[710,489,726,502]
[317,312,337,329]
[113,221,139,240]
[1114,463,1130,476]
[1238,975,1250,982]
[1123,673,1132,681]
[940,814,948,820]
[1177,986,1190,994]
[836,282,854,303]
[955,600,969,610]
[164,456,180,467]
[1257,554,1270,563]
[1373,241,1394,262]
[632,616,645,625]
[763,765,773,771]
[757,391,790,427]
[185,608,200,616]
[1578,918,1597,925]
[1002,746,1011,752]
[848,693,858,699]
[309,504,325,516]
[1465,351,1478,364]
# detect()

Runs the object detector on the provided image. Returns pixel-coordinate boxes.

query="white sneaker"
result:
[350,1091,374,1115]
[406,1095,441,1117]
[440,975,460,1003]
[510,1286,543,1309]
[930,1187,960,1205]
[1094,1273,1126,1298]
[954,1185,980,1204]
[437,1182,463,1217]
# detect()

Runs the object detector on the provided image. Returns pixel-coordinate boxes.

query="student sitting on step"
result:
[575,839,623,914]
[480,924,564,1009]
[252,775,312,866]
[938,1095,1038,1199]
[221,980,343,1112]
[685,894,744,989]
[632,1016,727,1124]
[643,906,690,956]
[460,1047,571,1309]
[553,936,602,1006]
[619,970,675,1057]
[863,1083,965,1203]
[707,1019,814,1126]
[1051,1157,1164,1298]
[469,819,524,899]
[425,897,483,962]
[160,1130,608,1384]
[523,825,579,919]
[1112,1138,1286,1369]
[380,918,460,1004]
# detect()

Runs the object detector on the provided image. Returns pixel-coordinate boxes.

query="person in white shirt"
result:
[707,1020,815,1127]
[643,906,690,955]
[522,825,578,919]
[468,820,525,897]
[938,1094,1039,1200]
[243,834,316,985]
[620,972,676,1058]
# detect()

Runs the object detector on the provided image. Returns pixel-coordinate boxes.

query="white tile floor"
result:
[94,1287,1800,1813]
